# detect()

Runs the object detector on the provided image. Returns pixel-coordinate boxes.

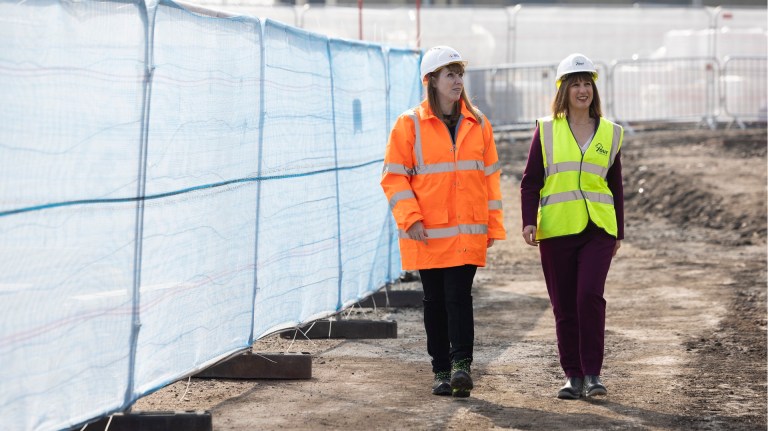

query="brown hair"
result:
[425,62,480,123]
[551,71,602,119]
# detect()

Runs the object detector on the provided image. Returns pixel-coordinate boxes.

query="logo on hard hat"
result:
[575,59,585,66]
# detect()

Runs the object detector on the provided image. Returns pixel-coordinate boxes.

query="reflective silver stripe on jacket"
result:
[405,111,488,176]
[407,111,424,170]
[484,161,501,176]
[488,200,502,210]
[420,162,458,175]
[383,163,412,176]
[457,160,484,172]
[398,223,488,239]
[385,160,487,176]
[389,190,416,209]
[540,190,614,207]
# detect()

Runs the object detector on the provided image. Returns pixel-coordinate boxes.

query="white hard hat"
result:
[555,53,597,87]
[420,46,467,81]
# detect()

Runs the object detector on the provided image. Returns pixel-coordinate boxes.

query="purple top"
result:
[520,124,624,240]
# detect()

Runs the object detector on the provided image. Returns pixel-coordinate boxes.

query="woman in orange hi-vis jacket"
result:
[381,46,506,398]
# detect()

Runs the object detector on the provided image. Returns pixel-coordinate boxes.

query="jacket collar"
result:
[418,99,478,123]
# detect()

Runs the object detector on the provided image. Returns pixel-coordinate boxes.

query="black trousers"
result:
[419,264,477,374]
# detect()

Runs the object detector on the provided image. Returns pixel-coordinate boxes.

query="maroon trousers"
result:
[539,223,616,377]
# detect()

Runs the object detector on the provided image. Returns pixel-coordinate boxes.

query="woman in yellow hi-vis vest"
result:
[520,53,624,399]
[381,46,506,398]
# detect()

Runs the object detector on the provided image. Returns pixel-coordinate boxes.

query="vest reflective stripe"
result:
[542,120,555,167]
[544,161,579,177]
[545,161,607,178]
[541,119,621,174]
[537,117,622,239]
[610,125,621,167]
[488,200,503,210]
[540,190,613,207]
[540,190,581,206]
[389,189,415,209]
[585,191,614,205]
[398,223,488,239]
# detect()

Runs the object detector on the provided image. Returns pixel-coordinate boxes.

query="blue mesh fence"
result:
[0,1,420,429]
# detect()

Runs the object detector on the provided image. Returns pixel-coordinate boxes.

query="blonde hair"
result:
[425,62,480,123]
[551,71,602,119]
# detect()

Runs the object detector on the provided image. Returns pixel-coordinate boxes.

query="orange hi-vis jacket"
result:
[381,99,506,270]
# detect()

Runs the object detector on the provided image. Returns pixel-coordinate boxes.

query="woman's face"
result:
[567,78,593,111]
[432,66,464,105]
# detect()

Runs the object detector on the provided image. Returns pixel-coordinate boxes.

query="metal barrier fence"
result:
[612,57,719,127]
[722,56,768,127]
[467,62,609,131]
[467,56,767,131]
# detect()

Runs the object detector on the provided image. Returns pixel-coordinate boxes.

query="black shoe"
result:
[557,377,583,399]
[432,371,451,396]
[450,359,473,398]
[583,375,607,397]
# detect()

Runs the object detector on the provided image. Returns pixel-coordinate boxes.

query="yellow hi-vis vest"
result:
[536,116,623,240]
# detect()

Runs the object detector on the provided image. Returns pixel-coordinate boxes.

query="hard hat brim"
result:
[556,71,598,89]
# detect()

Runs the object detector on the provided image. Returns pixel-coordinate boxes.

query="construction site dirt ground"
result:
[133,126,767,431]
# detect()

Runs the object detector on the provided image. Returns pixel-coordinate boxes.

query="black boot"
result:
[450,359,473,398]
[583,375,607,397]
[432,371,451,396]
[557,376,583,399]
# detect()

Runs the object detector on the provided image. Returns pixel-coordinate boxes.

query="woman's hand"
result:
[487,238,495,248]
[613,240,621,257]
[407,221,428,244]
[522,225,538,246]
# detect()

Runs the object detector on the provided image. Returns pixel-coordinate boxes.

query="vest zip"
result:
[578,152,592,227]
[571,125,592,231]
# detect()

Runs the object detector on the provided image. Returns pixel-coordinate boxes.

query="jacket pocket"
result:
[472,204,488,222]
[422,208,449,226]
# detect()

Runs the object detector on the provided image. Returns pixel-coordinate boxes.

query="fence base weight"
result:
[194,352,312,379]
[358,290,423,308]
[281,319,397,339]
[83,411,212,431]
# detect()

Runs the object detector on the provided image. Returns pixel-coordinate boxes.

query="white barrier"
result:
[0,1,420,429]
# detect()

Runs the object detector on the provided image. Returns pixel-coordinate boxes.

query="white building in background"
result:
[179,0,765,125]
[187,2,766,66]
